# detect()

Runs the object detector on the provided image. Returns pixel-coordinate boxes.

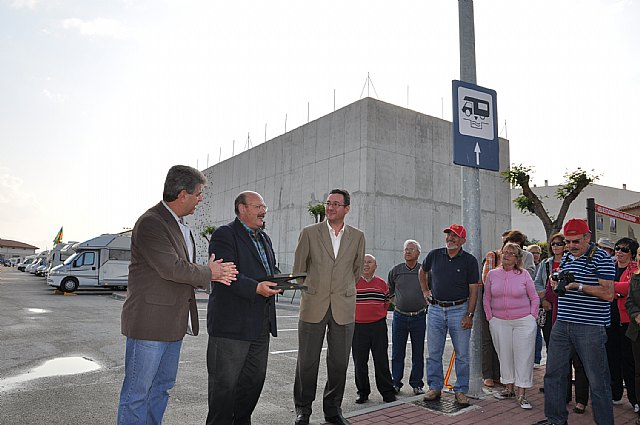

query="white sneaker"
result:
[634,403,639,413]
[518,395,532,409]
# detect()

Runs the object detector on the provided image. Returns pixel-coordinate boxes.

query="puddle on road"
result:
[26,308,49,314]
[0,356,101,391]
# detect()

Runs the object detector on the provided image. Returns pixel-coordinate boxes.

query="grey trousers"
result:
[294,306,355,417]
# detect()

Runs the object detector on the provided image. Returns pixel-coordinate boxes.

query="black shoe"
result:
[324,414,350,425]
[393,384,401,394]
[355,394,368,404]
[295,413,310,425]
[531,420,568,425]
[383,394,397,403]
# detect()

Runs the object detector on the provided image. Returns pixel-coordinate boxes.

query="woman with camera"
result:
[484,242,539,409]
[607,238,639,410]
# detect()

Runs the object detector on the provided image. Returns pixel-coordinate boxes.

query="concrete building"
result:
[0,239,39,262]
[193,97,511,277]
[510,183,640,242]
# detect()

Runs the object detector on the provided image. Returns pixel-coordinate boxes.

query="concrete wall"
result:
[192,97,511,278]
[510,184,640,242]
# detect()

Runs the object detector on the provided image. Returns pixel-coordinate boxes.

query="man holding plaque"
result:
[293,189,366,425]
[206,191,281,425]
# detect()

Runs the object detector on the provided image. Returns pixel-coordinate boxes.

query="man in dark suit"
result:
[206,191,281,425]
[293,189,366,425]
[118,165,237,425]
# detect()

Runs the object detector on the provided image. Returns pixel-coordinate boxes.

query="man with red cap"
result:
[533,219,615,425]
[418,224,480,406]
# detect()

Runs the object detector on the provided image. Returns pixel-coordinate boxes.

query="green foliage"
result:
[200,225,217,242]
[514,195,535,214]
[307,202,325,217]
[556,168,599,199]
[501,164,532,187]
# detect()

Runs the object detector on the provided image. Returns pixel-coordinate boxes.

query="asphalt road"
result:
[0,268,441,425]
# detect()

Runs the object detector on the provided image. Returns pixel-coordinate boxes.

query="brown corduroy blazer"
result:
[121,202,211,341]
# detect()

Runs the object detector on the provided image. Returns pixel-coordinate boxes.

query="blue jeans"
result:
[535,325,543,364]
[118,337,183,425]
[544,321,613,425]
[391,310,426,389]
[426,303,470,393]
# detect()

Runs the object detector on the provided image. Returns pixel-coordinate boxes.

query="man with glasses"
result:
[206,191,281,425]
[533,219,616,425]
[293,189,366,425]
[419,224,480,407]
[388,240,427,395]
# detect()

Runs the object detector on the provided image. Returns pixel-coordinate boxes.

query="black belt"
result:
[394,307,427,316]
[429,298,468,308]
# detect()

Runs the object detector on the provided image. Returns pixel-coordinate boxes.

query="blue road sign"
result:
[452,80,499,171]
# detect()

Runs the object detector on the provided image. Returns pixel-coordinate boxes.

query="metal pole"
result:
[458,0,483,398]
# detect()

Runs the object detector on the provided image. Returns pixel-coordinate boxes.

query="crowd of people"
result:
[116,165,640,425]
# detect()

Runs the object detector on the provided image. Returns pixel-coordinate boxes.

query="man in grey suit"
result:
[293,189,366,425]
[118,165,237,425]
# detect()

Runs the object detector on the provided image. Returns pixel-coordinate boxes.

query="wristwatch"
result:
[578,283,584,292]
[467,312,474,318]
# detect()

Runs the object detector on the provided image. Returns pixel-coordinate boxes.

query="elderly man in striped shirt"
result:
[351,254,397,404]
[533,219,616,425]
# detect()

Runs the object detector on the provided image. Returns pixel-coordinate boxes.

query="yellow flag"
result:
[53,227,63,244]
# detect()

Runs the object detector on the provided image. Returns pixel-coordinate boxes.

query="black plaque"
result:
[258,273,307,291]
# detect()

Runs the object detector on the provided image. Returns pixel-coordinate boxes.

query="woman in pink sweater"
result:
[484,242,540,409]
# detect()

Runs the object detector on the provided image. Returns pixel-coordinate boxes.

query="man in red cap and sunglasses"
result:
[533,218,615,425]
[418,224,480,407]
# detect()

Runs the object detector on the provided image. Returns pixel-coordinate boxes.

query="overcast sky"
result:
[1,0,639,251]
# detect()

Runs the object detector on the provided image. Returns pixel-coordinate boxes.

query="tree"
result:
[502,164,599,241]
[307,202,325,223]
[200,225,217,243]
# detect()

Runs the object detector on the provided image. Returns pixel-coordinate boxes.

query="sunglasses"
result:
[615,246,631,253]
[565,238,582,245]
[550,241,566,247]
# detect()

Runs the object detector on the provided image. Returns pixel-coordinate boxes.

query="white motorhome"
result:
[46,242,78,275]
[17,255,37,272]
[47,234,131,293]
[27,251,49,274]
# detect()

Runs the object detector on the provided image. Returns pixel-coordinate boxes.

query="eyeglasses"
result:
[325,202,347,208]
[246,204,268,212]
[565,238,582,245]
[550,241,566,247]
[615,246,631,253]
[502,252,517,258]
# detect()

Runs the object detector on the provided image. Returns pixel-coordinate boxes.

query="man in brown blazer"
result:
[118,165,237,425]
[293,189,366,425]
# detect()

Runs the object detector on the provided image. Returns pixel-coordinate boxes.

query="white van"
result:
[46,242,78,276]
[47,234,131,293]
[17,255,37,272]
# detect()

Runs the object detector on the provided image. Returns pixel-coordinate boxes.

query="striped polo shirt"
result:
[557,243,615,326]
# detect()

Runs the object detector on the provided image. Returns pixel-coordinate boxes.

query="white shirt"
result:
[162,201,194,261]
[327,220,344,258]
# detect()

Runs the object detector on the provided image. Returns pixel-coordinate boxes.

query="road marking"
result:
[271,347,327,355]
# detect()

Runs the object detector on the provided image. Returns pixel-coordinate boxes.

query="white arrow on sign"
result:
[474,142,481,165]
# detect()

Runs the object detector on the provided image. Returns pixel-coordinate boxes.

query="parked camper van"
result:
[17,255,37,272]
[46,242,77,276]
[47,234,131,293]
